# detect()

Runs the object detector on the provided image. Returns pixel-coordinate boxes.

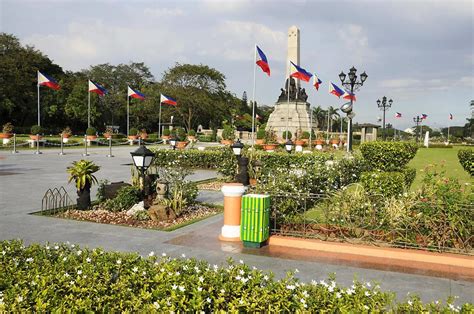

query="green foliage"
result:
[102,186,142,212]
[401,166,417,187]
[360,171,406,197]
[256,128,266,140]
[175,127,187,141]
[221,124,235,140]
[360,141,418,171]
[265,130,277,143]
[66,160,100,191]
[2,122,13,133]
[282,131,292,140]
[426,143,453,148]
[95,179,109,203]
[158,167,198,217]
[129,127,139,136]
[457,149,473,176]
[187,129,196,136]
[30,125,42,135]
[300,131,310,139]
[86,127,96,136]
[61,126,72,136]
[3,240,471,312]
[162,128,171,136]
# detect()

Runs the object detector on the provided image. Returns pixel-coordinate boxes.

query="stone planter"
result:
[128,135,139,140]
[315,140,324,145]
[255,139,265,145]
[187,135,196,142]
[104,133,112,139]
[140,133,148,140]
[263,144,278,152]
[176,141,188,149]
[221,139,233,145]
[86,135,97,141]
[0,133,13,139]
[295,140,305,146]
[29,134,42,141]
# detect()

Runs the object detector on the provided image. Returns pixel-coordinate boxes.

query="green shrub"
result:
[457,149,473,176]
[282,131,292,140]
[360,141,418,171]
[175,127,187,141]
[86,127,96,136]
[2,122,13,134]
[425,143,453,148]
[129,128,139,136]
[102,186,141,212]
[188,129,196,136]
[256,129,266,140]
[301,131,310,139]
[221,125,235,140]
[30,125,42,134]
[158,167,198,217]
[162,129,171,136]
[360,171,406,197]
[401,166,417,188]
[3,240,470,312]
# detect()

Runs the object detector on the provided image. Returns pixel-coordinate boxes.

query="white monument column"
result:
[287,26,300,89]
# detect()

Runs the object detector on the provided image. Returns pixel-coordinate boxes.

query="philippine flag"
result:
[160,94,177,106]
[395,112,402,118]
[256,46,270,76]
[313,75,322,91]
[449,113,453,120]
[329,82,345,98]
[128,86,145,100]
[89,80,108,96]
[256,114,262,120]
[37,71,60,90]
[290,61,312,82]
[342,90,356,101]
[421,113,428,120]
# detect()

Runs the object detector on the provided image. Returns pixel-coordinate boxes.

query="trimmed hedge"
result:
[360,171,406,197]
[1,240,470,312]
[360,142,418,171]
[458,149,474,176]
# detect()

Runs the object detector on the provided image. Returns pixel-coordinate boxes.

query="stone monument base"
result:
[266,101,317,139]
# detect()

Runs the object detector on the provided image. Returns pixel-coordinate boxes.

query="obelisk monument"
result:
[266,26,317,139]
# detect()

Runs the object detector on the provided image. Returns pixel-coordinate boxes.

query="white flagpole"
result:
[127,94,130,137]
[88,82,91,129]
[286,61,290,141]
[37,79,40,127]
[447,122,450,144]
[158,99,162,139]
[251,44,257,147]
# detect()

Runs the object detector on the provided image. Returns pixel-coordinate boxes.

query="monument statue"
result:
[266,26,318,139]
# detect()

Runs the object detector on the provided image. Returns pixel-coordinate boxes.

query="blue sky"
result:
[1,0,473,129]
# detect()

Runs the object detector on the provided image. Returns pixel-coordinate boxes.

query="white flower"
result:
[206,297,212,303]
[336,292,342,299]
[71,244,75,248]
[76,250,82,256]
[364,305,369,310]
[300,298,306,304]
[213,264,218,270]
[64,272,70,278]
[116,259,122,265]
[26,257,33,263]
[302,290,309,298]
[328,286,334,293]
[69,281,75,285]
[346,289,354,295]
[263,275,269,281]
[295,268,299,273]
[252,266,257,270]
[220,289,225,294]
[241,277,249,284]
[31,280,36,286]
[235,275,241,280]
[408,300,413,306]
[77,270,82,275]
[142,271,146,276]
[178,286,185,292]
[175,271,180,276]
[448,304,455,310]
[197,287,203,292]
[319,280,328,287]
[311,280,317,286]
[181,253,186,258]
[364,291,370,297]
[1,251,5,256]
[199,276,204,282]
[286,285,296,290]
[45,246,50,250]
[239,259,244,264]
[132,267,138,273]
[172,284,177,290]
[366,282,371,287]
[239,269,245,275]
[148,251,155,257]
[160,268,165,272]
[17,296,23,302]
[54,245,59,250]
[86,257,91,263]
[162,253,167,257]
[153,301,160,309]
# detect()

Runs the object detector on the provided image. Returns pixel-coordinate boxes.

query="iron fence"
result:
[266,191,474,255]
[40,187,74,215]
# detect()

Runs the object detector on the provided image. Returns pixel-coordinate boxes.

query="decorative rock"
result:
[126,201,145,216]
[197,146,205,151]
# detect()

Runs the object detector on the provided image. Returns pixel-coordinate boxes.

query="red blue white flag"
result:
[89,80,108,96]
[313,74,322,91]
[37,71,60,90]
[160,94,177,106]
[421,113,428,120]
[342,90,356,101]
[329,82,345,98]
[290,61,312,82]
[127,86,145,100]
[449,113,453,120]
[256,46,270,76]
[395,112,402,118]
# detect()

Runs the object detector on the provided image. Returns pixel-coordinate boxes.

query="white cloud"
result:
[143,7,185,17]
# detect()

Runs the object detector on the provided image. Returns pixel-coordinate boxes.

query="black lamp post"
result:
[339,67,368,152]
[169,135,177,150]
[231,139,249,186]
[413,116,423,143]
[377,96,393,140]
[285,139,294,153]
[130,144,155,199]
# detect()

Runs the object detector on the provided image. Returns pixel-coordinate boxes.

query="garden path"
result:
[0,146,472,304]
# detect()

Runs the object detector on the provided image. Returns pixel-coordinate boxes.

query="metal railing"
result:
[265,192,474,255]
[41,186,74,215]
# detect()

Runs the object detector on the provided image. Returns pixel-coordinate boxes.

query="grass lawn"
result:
[407,146,472,189]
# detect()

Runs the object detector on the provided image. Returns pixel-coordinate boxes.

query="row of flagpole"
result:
[37,71,177,136]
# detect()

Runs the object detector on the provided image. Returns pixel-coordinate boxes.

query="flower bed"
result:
[1,240,471,312]
[55,204,221,230]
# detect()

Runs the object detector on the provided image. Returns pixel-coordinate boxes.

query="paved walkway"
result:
[0,146,472,304]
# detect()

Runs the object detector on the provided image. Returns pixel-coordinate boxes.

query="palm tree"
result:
[67,160,100,210]
[312,106,327,130]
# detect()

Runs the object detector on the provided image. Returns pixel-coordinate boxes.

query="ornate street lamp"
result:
[377,96,393,140]
[285,139,294,153]
[231,139,244,156]
[413,116,423,143]
[130,144,155,198]
[339,66,367,152]
[169,135,177,150]
[231,139,249,185]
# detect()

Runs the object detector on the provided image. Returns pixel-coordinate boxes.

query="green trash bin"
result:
[241,194,270,248]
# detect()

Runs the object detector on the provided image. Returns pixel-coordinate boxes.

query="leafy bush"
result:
[360,171,406,197]
[102,186,142,212]
[457,149,473,176]
[300,131,310,139]
[360,141,418,171]
[282,131,292,140]
[425,143,453,148]
[2,122,13,134]
[86,127,96,136]
[30,125,42,135]
[162,129,171,136]
[2,240,471,312]
[129,127,139,136]
[158,167,198,217]
[256,129,266,139]
[188,129,196,136]
[221,125,235,140]
[401,166,417,187]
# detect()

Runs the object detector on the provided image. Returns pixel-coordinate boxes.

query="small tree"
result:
[31,125,42,135]
[67,160,100,210]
